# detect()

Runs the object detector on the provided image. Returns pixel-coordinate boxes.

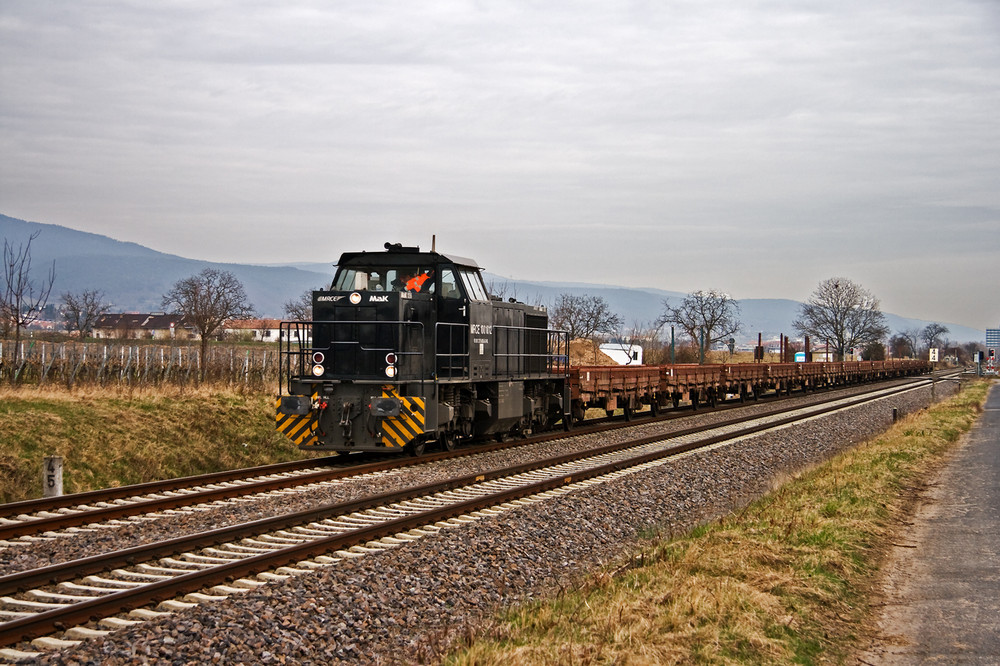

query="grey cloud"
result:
[1,0,998,330]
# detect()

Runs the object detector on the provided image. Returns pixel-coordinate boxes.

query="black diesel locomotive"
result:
[276,243,571,455]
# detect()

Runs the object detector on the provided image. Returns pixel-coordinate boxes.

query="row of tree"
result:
[2,232,255,380]
[2,230,971,378]
[549,277,966,364]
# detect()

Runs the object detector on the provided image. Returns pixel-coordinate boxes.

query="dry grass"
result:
[445,379,994,665]
[0,383,307,502]
[569,339,617,366]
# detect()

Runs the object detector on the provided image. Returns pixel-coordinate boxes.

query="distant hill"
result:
[1,214,328,318]
[1,213,985,342]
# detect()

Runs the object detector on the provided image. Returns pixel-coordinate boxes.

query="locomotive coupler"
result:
[339,401,354,439]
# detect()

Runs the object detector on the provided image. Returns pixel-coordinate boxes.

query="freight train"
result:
[276,243,929,455]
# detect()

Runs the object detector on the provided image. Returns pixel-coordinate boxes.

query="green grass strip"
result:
[0,386,301,502]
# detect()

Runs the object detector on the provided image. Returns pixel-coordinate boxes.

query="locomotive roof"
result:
[335,244,481,270]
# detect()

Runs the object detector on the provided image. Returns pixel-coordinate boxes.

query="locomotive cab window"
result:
[459,268,488,301]
[333,267,436,293]
[440,268,461,299]
[332,268,387,291]
[392,267,435,293]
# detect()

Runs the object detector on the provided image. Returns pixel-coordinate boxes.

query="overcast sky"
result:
[1,1,998,331]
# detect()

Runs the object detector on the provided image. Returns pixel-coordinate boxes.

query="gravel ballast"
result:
[12,381,953,664]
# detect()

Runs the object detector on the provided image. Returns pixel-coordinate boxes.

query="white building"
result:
[599,342,643,365]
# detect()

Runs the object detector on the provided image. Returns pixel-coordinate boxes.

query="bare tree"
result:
[900,327,922,357]
[657,289,741,354]
[62,289,109,337]
[793,278,889,361]
[486,279,516,301]
[162,269,255,380]
[888,333,914,358]
[862,340,886,361]
[282,288,316,321]
[549,293,622,343]
[2,231,55,364]
[921,322,949,351]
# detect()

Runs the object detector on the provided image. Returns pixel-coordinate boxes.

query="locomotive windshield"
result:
[331,262,489,300]
[332,266,437,294]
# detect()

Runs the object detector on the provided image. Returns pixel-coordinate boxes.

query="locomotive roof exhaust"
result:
[384,242,420,253]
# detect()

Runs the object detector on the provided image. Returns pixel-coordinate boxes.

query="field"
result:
[0,384,306,503]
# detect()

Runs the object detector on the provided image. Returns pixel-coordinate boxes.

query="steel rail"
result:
[0,383,727,520]
[0,457,343,520]
[0,379,930,648]
[0,375,933,542]
[6,369,936,522]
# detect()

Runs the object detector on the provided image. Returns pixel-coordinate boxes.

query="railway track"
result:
[0,375,936,545]
[0,378,938,659]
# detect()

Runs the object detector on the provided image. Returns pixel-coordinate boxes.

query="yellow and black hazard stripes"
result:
[379,387,425,448]
[275,396,320,448]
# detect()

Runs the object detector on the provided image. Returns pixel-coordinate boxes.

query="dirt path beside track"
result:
[857,383,1000,664]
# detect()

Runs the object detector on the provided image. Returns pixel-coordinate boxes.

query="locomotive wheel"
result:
[406,439,426,457]
[441,433,456,452]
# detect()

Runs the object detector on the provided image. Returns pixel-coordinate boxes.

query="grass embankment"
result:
[446,379,994,665]
[0,386,304,503]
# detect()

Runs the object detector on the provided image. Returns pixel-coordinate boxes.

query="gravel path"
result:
[10,380,950,664]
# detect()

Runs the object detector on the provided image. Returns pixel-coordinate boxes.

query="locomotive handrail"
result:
[493,325,571,379]
[435,321,471,381]
[278,319,427,393]
[279,320,571,390]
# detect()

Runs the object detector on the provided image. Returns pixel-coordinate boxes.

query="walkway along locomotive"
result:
[276,243,572,455]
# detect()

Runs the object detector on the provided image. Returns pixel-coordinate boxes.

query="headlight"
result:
[312,364,325,377]
[312,351,325,364]
[385,365,397,378]
[385,352,397,364]
[370,397,401,417]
